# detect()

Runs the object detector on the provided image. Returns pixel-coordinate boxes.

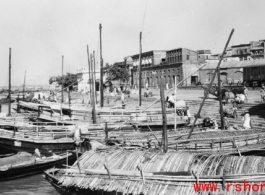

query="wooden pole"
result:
[87,45,92,105]
[91,54,97,124]
[68,87,71,118]
[218,65,224,129]
[160,77,168,152]
[174,76,177,131]
[105,122,108,140]
[139,32,142,107]
[93,51,97,104]
[8,48,11,116]
[187,29,234,139]
[61,55,64,103]
[23,70,26,99]
[99,24,104,107]
[109,63,208,133]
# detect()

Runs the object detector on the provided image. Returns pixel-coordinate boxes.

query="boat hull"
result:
[45,169,100,195]
[0,137,75,156]
[0,99,15,104]
[0,154,76,181]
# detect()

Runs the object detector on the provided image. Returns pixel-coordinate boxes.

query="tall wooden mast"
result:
[218,64,224,129]
[187,29,234,139]
[93,51,97,103]
[99,24,104,107]
[61,55,64,103]
[87,45,92,104]
[160,77,168,152]
[8,48,11,116]
[23,70,26,99]
[91,53,97,124]
[139,32,142,106]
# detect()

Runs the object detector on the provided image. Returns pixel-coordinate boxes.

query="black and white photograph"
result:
[1,0,265,194]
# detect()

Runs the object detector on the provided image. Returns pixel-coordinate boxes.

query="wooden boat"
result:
[44,149,265,195]
[18,100,175,120]
[0,97,15,104]
[0,151,76,181]
[0,128,75,156]
[16,94,34,102]
[86,126,265,155]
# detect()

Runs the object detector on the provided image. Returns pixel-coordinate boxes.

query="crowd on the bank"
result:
[165,83,265,131]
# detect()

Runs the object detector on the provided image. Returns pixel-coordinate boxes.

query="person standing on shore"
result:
[242,111,252,129]
[260,83,265,102]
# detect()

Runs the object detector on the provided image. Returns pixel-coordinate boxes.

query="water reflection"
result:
[0,174,58,195]
[0,104,58,194]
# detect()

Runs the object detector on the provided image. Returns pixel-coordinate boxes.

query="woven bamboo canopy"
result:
[56,149,265,194]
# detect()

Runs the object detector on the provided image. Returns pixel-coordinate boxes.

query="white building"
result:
[76,67,100,93]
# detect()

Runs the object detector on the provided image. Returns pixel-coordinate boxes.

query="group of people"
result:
[166,94,190,115]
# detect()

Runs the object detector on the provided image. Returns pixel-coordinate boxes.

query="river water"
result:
[0,174,59,195]
[0,103,59,195]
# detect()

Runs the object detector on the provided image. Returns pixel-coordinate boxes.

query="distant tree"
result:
[49,73,78,91]
[103,63,111,74]
[105,63,130,84]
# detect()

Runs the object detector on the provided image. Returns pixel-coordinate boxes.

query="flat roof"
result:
[231,44,250,48]
[167,48,197,53]
[131,50,166,58]
[202,59,265,70]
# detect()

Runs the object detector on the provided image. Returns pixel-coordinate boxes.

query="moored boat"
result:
[0,128,75,156]
[44,149,265,195]
[0,151,76,181]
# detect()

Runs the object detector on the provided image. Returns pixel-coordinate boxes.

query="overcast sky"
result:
[0,0,264,86]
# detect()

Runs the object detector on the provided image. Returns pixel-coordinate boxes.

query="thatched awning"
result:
[58,150,265,194]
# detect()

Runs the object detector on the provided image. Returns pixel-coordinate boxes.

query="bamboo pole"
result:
[99,24,104,107]
[23,70,26,99]
[93,51,97,104]
[139,32,142,107]
[90,54,95,121]
[174,76,177,131]
[160,77,168,152]
[91,54,97,124]
[68,87,71,118]
[109,63,208,134]
[187,29,234,139]
[8,48,11,116]
[61,55,64,103]
[87,45,92,105]
[218,65,224,129]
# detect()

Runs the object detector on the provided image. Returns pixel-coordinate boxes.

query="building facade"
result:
[131,48,201,88]
[76,67,100,93]
[231,44,251,61]
[199,67,243,85]
[250,40,265,60]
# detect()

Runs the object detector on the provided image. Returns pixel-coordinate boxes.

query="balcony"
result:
[250,47,264,50]
[251,51,264,56]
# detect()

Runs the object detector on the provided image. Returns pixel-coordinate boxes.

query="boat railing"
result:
[0,128,73,140]
[168,132,265,150]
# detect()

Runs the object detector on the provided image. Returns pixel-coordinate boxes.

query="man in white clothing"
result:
[167,94,175,108]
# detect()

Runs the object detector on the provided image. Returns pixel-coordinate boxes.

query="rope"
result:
[108,63,208,135]
[141,0,149,33]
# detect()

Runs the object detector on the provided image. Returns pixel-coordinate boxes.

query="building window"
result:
[187,55,189,60]
[173,69,175,72]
